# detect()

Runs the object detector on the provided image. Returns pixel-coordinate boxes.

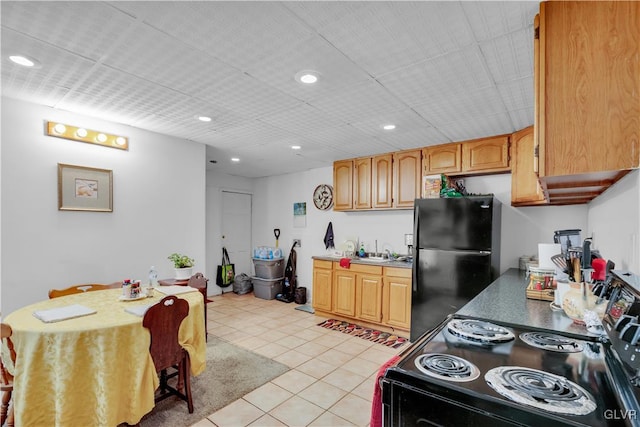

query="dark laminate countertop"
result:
[312,255,412,269]
[457,268,601,339]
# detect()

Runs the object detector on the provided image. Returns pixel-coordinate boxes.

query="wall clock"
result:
[313,184,334,210]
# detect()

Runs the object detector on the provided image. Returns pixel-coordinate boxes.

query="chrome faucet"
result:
[385,249,392,259]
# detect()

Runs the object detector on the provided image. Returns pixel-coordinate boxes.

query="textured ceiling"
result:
[1,1,539,178]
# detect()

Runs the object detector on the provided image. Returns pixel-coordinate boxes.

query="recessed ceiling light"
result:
[291,145,301,150]
[197,116,212,122]
[295,70,319,85]
[382,124,396,131]
[9,55,40,68]
[231,157,240,162]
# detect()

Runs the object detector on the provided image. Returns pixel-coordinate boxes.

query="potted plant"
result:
[168,253,195,280]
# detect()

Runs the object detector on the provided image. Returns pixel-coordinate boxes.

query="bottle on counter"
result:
[359,243,366,258]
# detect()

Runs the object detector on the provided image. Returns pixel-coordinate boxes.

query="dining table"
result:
[3,286,206,426]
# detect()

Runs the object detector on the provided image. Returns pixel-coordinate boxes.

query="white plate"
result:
[119,294,147,302]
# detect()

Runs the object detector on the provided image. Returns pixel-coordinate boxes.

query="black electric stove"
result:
[382,311,636,426]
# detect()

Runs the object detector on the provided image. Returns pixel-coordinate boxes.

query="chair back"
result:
[1,323,15,387]
[48,282,121,299]
[142,295,189,371]
[188,273,208,290]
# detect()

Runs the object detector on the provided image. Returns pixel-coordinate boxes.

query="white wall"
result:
[587,170,640,272]
[1,98,206,314]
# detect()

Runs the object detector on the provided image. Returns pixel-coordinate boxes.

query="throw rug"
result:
[317,319,409,349]
[134,337,289,427]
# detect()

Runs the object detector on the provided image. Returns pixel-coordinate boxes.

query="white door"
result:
[221,191,252,291]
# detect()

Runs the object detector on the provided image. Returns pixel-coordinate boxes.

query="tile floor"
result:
[192,292,405,427]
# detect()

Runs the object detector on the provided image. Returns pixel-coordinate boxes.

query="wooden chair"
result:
[1,323,15,427]
[48,282,121,299]
[187,273,209,332]
[142,295,193,413]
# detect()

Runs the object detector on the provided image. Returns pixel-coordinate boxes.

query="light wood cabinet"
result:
[333,160,353,211]
[353,157,372,209]
[313,260,410,331]
[511,126,547,206]
[312,260,333,312]
[535,1,638,204]
[461,135,510,174]
[382,267,412,330]
[423,144,461,175]
[333,269,356,317]
[393,149,421,208]
[356,272,383,323]
[372,154,393,209]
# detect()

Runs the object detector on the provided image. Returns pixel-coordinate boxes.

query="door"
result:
[333,269,356,317]
[356,274,382,323]
[221,191,252,291]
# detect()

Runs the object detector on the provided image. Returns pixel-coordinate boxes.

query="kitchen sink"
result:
[363,256,390,263]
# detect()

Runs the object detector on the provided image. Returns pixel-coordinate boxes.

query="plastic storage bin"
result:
[252,258,285,279]
[252,277,283,300]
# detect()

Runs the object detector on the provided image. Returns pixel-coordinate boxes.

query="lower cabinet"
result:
[312,260,411,332]
[382,267,412,330]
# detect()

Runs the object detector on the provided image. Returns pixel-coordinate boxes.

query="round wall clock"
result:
[313,184,334,210]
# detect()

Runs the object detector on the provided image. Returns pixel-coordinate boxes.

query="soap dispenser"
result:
[359,242,366,258]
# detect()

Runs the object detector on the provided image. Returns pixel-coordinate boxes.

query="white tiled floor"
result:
[197,292,406,427]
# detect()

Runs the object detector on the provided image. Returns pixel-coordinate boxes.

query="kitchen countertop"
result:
[457,268,603,339]
[312,255,412,269]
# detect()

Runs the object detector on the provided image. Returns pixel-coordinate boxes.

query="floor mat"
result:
[317,319,409,349]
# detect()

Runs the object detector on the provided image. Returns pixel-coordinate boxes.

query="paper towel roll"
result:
[538,243,562,270]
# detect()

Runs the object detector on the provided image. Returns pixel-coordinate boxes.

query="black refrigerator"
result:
[410,196,501,341]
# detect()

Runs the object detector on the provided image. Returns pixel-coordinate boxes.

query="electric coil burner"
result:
[485,366,597,415]
[446,319,515,344]
[519,332,584,353]
[414,353,480,382]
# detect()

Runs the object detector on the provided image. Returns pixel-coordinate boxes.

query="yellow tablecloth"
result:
[4,288,206,426]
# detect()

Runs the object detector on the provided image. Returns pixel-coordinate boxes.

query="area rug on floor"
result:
[317,319,409,349]
[137,337,290,426]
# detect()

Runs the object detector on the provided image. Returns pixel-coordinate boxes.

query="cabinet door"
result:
[356,274,383,323]
[393,150,421,209]
[333,160,353,211]
[461,135,510,173]
[353,157,372,209]
[423,144,462,174]
[333,270,356,317]
[372,154,393,209]
[382,273,411,330]
[539,1,639,178]
[511,126,547,206]
[312,266,333,312]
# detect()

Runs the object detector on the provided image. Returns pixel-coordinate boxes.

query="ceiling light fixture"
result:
[382,124,396,131]
[9,55,40,68]
[46,121,129,150]
[295,70,319,85]
[291,145,301,150]
[231,157,240,162]
[197,116,212,122]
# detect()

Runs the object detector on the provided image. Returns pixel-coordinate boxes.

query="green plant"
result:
[167,253,195,268]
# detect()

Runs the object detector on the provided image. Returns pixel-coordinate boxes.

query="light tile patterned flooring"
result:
[192,292,404,427]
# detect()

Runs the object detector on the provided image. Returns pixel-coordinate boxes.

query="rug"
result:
[317,319,409,349]
[137,337,290,426]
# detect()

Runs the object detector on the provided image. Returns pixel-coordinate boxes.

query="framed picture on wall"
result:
[58,163,113,212]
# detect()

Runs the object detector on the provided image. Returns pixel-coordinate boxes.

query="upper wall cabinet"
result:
[333,160,353,210]
[354,157,372,209]
[511,126,547,206]
[372,154,393,209]
[460,135,510,174]
[423,144,461,175]
[535,1,639,204]
[393,149,422,208]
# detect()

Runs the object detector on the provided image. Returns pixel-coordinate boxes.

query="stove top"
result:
[384,315,624,426]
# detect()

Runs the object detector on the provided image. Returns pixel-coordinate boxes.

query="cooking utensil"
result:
[273,228,280,248]
[572,257,582,283]
[551,253,567,270]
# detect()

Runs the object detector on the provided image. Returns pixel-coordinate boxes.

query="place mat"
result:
[317,319,409,349]
[33,304,97,323]
[124,304,154,317]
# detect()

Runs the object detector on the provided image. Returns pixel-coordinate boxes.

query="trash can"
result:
[294,287,307,304]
